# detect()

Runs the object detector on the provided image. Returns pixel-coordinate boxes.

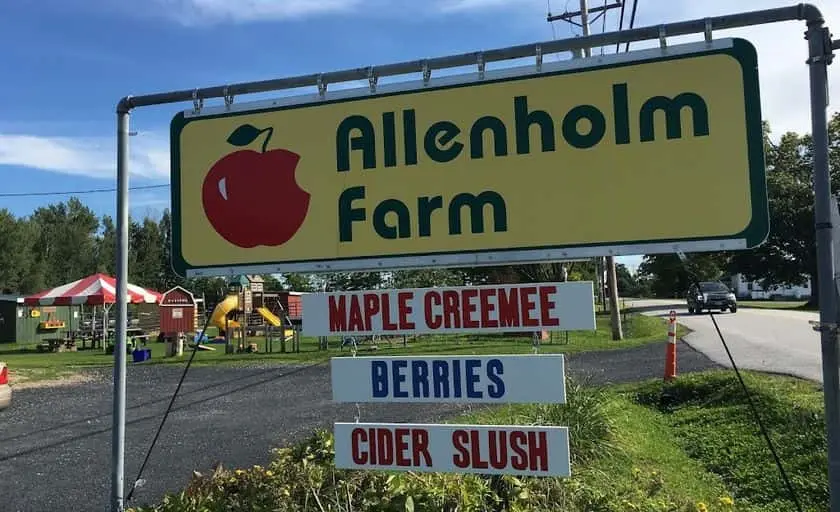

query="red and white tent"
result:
[24,273,161,306]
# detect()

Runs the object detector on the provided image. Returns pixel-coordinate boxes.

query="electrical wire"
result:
[678,257,804,511]
[615,0,627,53]
[126,313,213,502]
[0,184,168,198]
[623,0,639,52]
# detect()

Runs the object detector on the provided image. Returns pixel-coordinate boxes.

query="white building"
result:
[728,273,811,300]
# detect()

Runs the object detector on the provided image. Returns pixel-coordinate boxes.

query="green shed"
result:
[0,295,80,344]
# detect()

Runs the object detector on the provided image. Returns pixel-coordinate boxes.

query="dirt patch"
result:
[10,369,98,390]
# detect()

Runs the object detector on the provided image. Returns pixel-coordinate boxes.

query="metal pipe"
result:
[117,4,822,111]
[111,3,831,510]
[580,0,591,58]
[111,110,130,512]
[807,17,840,511]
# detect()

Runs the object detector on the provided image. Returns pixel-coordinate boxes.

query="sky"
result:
[1,0,839,274]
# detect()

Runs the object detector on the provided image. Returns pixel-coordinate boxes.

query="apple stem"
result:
[259,127,274,153]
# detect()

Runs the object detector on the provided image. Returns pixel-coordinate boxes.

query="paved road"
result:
[0,343,718,512]
[628,299,822,383]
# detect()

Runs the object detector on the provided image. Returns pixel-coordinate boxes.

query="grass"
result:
[131,370,830,512]
[629,370,828,511]
[737,300,815,311]
[0,312,680,382]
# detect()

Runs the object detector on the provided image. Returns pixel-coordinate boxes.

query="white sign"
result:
[172,308,183,319]
[303,281,595,336]
[331,354,565,404]
[334,422,570,477]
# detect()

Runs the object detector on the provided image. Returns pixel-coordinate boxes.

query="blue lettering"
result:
[486,359,505,399]
[392,360,409,398]
[465,359,483,399]
[452,359,462,398]
[371,360,388,398]
[411,360,430,397]
[432,361,449,398]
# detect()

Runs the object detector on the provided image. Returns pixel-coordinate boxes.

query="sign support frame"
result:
[112,5,838,511]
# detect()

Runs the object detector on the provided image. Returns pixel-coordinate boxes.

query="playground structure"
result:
[205,275,303,353]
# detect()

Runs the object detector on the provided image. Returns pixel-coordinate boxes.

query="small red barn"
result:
[159,286,197,334]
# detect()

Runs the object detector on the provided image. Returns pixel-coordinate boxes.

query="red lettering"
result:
[381,294,398,331]
[539,286,560,327]
[479,289,498,328]
[509,431,528,470]
[328,296,347,332]
[470,430,488,469]
[489,430,508,470]
[452,430,470,468]
[520,286,539,327]
[528,431,548,471]
[348,296,364,331]
[398,292,415,330]
[425,292,442,329]
[351,428,367,464]
[498,288,520,327]
[363,293,379,331]
[395,428,411,466]
[461,289,479,329]
[442,290,461,329]
[411,429,432,467]
[376,429,394,465]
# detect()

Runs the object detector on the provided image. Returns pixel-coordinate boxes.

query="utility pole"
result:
[548,0,624,339]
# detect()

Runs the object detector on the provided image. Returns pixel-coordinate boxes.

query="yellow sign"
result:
[170,38,767,276]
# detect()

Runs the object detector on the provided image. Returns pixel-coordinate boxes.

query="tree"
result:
[637,253,730,298]
[391,269,464,288]
[0,209,36,293]
[729,113,840,307]
[323,272,383,291]
[282,273,316,292]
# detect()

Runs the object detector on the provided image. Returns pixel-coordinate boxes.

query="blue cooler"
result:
[132,348,152,363]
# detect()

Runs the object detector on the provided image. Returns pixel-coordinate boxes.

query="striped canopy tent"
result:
[24,273,161,306]
[24,273,161,345]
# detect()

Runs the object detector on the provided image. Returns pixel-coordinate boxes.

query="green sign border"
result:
[169,38,767,277]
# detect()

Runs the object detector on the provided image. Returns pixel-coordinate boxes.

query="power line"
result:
[624,0,639,52]
[0,184,169,198]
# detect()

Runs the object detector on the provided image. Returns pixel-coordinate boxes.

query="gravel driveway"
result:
[0,341,718,512]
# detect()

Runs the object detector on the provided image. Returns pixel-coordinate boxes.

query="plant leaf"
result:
[227,124,264,146]
[404,495,415,512]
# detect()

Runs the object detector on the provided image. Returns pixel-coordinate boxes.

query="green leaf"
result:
[404,495,415,512]
[227,124,264,146]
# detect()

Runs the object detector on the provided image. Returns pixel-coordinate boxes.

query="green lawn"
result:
[738,300,815,311]
[1,312,680,383]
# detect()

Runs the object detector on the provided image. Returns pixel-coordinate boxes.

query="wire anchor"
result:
[223,86,234,109]
[317,74,327,99]
[704,18,713,43]
[535,44,543,72]
[422,60,432,86]
[191,89,203,114]
[477,52,486,79]
[368,67,378,93]
[659,25,668,49]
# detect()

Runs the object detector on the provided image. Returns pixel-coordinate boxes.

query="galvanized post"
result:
[807,16,840,511]
[111,103,131,512]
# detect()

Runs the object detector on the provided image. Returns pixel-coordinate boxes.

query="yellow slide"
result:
[256,307,282,327]
[210,294,241,331]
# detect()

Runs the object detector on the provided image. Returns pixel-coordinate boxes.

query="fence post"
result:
[664,310,677,381]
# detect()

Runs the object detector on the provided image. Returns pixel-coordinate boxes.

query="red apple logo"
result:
[201,123,311,248]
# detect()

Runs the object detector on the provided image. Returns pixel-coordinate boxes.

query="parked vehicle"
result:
[687,281,737,314]
[0,362,11,410]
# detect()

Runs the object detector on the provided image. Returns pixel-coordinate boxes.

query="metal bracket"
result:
[536,44,543,72]
[223,86,234,109]
[659,25,668,49]
[806,26,835,66]
[191,89,203,114]
[368,67,378,93]
[810,320,840,334]
[477,52,486,79]
[704,19,713,43]
[422,60,431,86]
[317,74,327,99]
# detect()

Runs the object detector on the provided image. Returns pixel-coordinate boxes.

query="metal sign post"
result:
[112,5,837,511]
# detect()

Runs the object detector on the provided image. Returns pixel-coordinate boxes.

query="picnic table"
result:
[37,337,76,353]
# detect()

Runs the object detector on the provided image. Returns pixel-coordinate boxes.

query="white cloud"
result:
[0,132,169,180]
[153,0,362,24]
